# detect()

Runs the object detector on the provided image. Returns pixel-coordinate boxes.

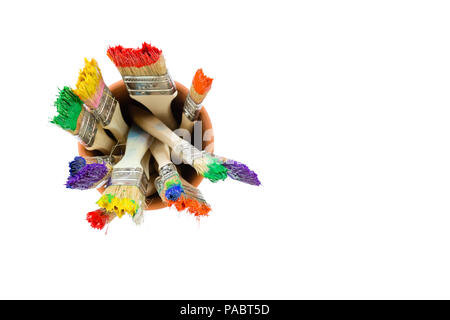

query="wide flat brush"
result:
[107,43,178,130]
[74,58,129,143]
[129,104,228,183]
[158,176,211,217]
[51,86,115,154]
[180,69,213,133]
[66,155,121,190]
[150,139,184,202]
[97,125,153,225]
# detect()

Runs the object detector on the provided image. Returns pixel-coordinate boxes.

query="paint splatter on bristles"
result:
[190,69,213,104]
[86,208,115,230]
[165,184,183,202]
[220,158,261,186]
[155,173,184,203]
[97,192,142,219]
[50,86,83,132]
[68,156,86,177]
[107,42,167,76]
[74,58,105,109]
[168,195,211,218]
[66,163,110,190]
[193,154,228,182]
[162,179,211,218]
[161,174,184,202]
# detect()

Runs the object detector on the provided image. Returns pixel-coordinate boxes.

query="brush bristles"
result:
[66,163,111,190]
[193,157,209,175]
[107,43,167,76]
[69,156,87,177]
[51,86,83,132]
[74,58,105,109]
[97,186,145,218]
[86,208,116,230]
[193,155,228,182]
[168,195,211,217]
[158,176,210,217]
[190,69,213,104]
[165,184,183,201]
[220,158,261,186]
[164,185,211,217]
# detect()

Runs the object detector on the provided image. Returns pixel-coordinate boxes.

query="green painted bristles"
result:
[50,86,83,131]
[203,156,228,182]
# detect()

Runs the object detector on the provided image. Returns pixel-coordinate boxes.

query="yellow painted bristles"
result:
[74,58,105,109]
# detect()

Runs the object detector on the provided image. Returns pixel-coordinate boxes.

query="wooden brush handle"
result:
[129,105,181,149]
[104,103,128,143]
[141,150,155,197]
[150,139,172,170]
[116,125,153,169]
[141,149,151,179]
[180,113,195,133]
[131,94,177,130]
[147,172,158,196]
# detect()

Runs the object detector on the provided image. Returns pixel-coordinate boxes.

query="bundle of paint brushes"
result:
[50,42,260,231]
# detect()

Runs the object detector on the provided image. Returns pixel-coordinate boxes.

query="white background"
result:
[1,0,450,299]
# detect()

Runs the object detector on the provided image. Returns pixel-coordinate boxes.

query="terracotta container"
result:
[78,80,214,210]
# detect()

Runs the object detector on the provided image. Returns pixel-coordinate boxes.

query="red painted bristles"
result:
[86,209,115,230]
[190,69,213,104]
[107,42,167,76]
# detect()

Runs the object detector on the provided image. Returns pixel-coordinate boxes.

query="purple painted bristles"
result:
[221,158,261,186]
[66,163,109,190]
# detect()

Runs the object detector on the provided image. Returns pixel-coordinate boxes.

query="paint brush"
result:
[86,208,116,230]
[74,58,129,143]
[180,69,213,133]
[175,177,212,217]
[156,176,211,217]
[129,104,228,183]
[96,125,153,225]
[107,42,178,130]
[51,86,115,154]
[150,139,184,202]
[66,155,121,190]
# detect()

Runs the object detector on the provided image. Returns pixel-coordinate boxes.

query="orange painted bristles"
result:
[190,69,213,104]
[168,195,211,218]
[106,42,167,76]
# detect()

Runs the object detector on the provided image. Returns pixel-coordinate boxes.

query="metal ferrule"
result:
[109,167,148,195]
[155,163,180,194]
[159,163,178,179]
[183,94,202,121]
[154,176,163,195]
[84,155,120,166]
[173,140,204,166]
[123,73,176,96]
[92,86,117,126]
[77,111,97,147]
